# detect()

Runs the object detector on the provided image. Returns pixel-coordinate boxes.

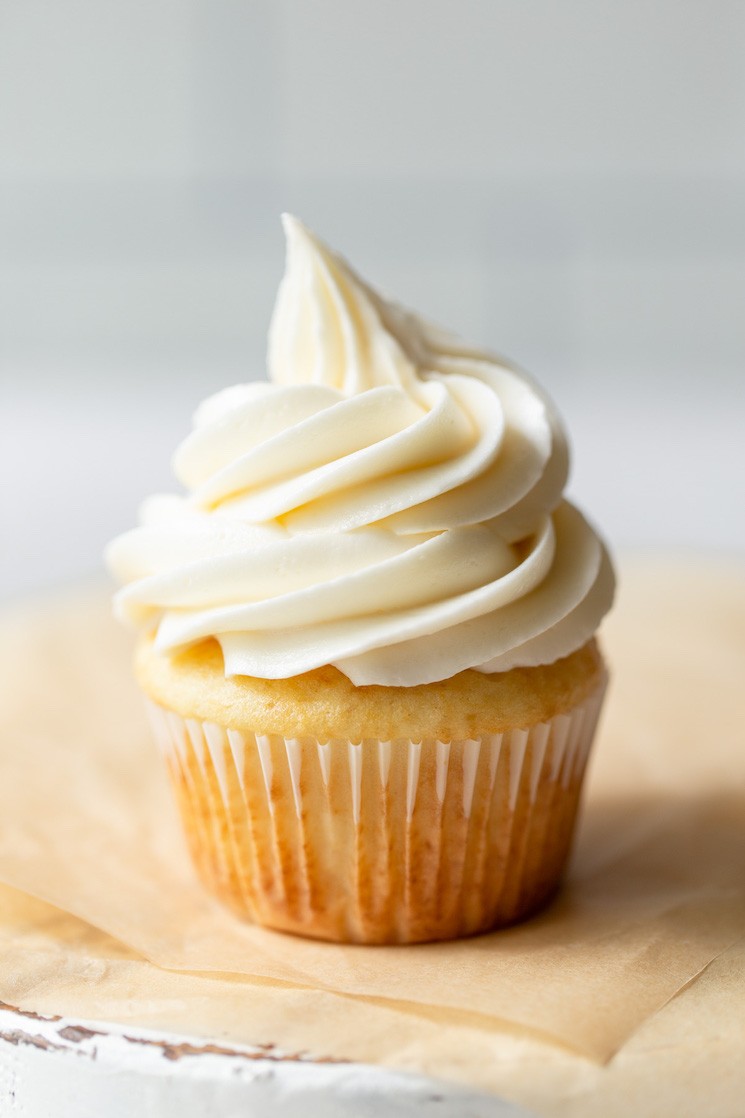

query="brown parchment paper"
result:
[0,558,744,1075]
[2,883,745,1117]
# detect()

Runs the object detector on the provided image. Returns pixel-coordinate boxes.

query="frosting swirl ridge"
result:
[107,215,614,686]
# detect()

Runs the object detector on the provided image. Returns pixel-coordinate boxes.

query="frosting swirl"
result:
[107,216,614,686]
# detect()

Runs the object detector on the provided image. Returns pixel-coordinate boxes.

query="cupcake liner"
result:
[146,675,607,944]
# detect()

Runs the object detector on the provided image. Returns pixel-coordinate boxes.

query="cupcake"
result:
[106,216,615,945]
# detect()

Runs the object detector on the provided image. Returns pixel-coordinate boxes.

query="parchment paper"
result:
[1,558,744,1075]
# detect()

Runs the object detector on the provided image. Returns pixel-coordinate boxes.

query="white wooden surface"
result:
[0,1003,528,1118]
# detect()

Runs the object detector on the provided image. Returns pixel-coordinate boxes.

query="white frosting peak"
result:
[107,217,614,686]
[269,213,419,396]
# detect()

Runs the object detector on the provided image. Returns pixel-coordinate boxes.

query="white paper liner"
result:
[147,677,607,944]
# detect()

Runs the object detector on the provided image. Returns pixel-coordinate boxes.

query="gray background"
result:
[2,0,744,600]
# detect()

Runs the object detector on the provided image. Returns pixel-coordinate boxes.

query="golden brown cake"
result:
[108,216,615,944]
[140,637,605,943]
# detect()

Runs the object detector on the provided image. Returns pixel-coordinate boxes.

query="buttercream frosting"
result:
[107,216,614,686]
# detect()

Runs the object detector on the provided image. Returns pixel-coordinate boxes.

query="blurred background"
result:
[2,0,744,601]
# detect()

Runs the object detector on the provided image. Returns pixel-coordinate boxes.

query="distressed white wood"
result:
[0,1004,524,1118]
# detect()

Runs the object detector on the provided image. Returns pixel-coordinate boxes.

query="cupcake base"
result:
[147,676,606,945]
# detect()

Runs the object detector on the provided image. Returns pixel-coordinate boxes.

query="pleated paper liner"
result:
[147,676,607,945]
